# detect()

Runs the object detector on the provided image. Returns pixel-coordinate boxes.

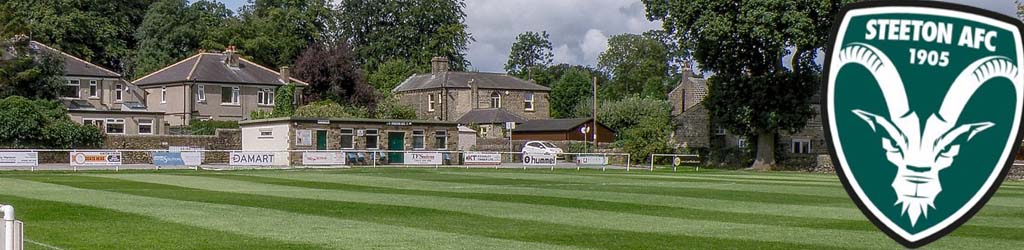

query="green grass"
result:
[1,168,1023,249]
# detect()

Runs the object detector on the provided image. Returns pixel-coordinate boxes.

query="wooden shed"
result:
[511,118,615,143]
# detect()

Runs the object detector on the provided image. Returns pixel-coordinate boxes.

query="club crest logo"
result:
[823,1,1024,248]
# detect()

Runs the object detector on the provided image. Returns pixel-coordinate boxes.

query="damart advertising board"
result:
[70,151,121,166]
[463,152,501,165]
[302,151,346,165]
[404,152,443,165]
[523,153,556,165]
[0,152,38,166]
[230,151,288,166]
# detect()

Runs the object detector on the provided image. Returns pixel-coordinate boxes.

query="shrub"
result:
[621,116,676,163]
[0,96,104,148]
[294,100,369,119]
[373,96,417,119]
[41,120,104,149]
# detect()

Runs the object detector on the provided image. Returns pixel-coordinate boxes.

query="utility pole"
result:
[592,76,598,152]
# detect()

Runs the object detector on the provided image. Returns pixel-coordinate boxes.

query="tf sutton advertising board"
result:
[70,151,121,166]
[404,152,443,165]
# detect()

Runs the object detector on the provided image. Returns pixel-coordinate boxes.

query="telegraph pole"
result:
[592,76,598,152]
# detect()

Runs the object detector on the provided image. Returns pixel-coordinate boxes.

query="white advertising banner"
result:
[230,152,288,166]
[523,153,557,165]
[302,151,347,165]
[70,151,122,166]
[575,155,608,166]
[464,152,501,165]
[404,152,443,165]
[0,152,38,166]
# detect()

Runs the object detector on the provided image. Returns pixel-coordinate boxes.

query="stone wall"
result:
[103,129,241,164]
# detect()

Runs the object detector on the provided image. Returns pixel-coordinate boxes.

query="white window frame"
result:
[161,86,167,103]
[89,80,98,98]
[115,84,123,102]
[365,129,379,149]
[258,88,274,106]
[412,129,425,150]
[105,118,125,134]
[737,138,748,149]
[197,84,206,102]
[524,92,534,111]
[232,86,240,104]
[427,94,436,112]
[479,125,490,137]
[715,126,726,135]
[490,92,501,108]
[434,130,448,150]
[64,79,80,99]
[792,139,811,154]
[83,118,104,130]
[258,128,273,139]
[137,119,153,135]
[340,128,355,149]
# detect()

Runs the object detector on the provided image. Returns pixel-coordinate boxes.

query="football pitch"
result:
[1,168,1023,249]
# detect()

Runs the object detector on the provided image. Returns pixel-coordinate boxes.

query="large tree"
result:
[643,0,851,170]
[337,0,473,72]
[0,36,66,100]
[132,0,232,78]
[1,0,155,73]
[596,33,672,100]
[292,42,375,107]
[549,69,593,119]
[367,59,417,95]
[232,0,336,68]
[505,31,553,82]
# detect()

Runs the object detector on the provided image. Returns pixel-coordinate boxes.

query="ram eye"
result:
[881,138,900,153]
[939,145,961,158]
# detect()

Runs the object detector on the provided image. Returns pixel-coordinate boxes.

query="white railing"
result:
[1,204,22,250]
[649,153,701,172]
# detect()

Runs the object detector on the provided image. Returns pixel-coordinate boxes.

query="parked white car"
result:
[521,141,563,155]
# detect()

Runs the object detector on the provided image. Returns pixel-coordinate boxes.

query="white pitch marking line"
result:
[25,238,65,250]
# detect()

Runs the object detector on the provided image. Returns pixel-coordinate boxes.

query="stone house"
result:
[132,46,307,127]
[392,57,551,138]
[24,41,165,135]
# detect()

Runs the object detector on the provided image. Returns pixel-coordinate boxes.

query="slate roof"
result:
[455,108,528,124]
[133,53,308,86]
[29,41,120,78]
[514,118,594,132]
[394,72,550,92]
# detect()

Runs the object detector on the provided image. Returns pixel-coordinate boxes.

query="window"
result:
[365,129,379,149]
[115,84,123,101]
[197,84,206,101]
[479,125,489,137]
[715,126,727,135]
[105,119,125,134]
[412,130,425,149]
[161,86,167,103]
[428,94,436,112]
[258,88,274,105]
[489,92,501,108]
[83,119,104,131]
[737,138,748,149]
[89,80,98,97]
[138,119,153,134]
[340,128,354,149]
[63,80,80,98]
[221,86,239,104]
[524,92,534,111]
[258,128,273,139]
[434,130,448,149]
[792,139,811,154]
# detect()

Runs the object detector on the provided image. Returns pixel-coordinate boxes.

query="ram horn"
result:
[834,43,911,119]
[936,56,1021,126]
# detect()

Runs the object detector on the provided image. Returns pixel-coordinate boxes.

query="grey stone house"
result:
[133,47,307,127]
[24,41,165,135]
[669,71,826,168]
[392,57,551,138]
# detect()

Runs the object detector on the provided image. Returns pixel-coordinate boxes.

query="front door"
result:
[315,130,328,150]
[388,132,405,164]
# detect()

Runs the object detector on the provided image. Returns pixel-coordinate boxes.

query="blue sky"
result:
[209,0,1017,73]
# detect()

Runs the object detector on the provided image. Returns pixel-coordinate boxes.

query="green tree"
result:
[367,59,417,95]
[231,0,335,68]
[337,0,474,72]
[132,0,232,78]
[0,96,103,148]
[505,31,553,82]
[295,100,370,119]
[596,33,671,100]
[1,0,156,73]
[549,69,592,118]
[373,96,418,120]
[292,42,376,106]
[644,0,851,170]
[0,36,66,100]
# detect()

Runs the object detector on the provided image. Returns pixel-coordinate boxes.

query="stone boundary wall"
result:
[36,129,242,164]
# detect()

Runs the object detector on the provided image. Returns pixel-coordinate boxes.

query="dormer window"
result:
[115,84,123,101]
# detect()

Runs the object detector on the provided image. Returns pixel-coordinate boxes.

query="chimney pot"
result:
[225,45,239,67]
[431,56,449,75]
[280,66,290,84]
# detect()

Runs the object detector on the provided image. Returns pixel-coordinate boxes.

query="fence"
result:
[1,204,22,250]
[0,149,635,172]
[649,154,701,171]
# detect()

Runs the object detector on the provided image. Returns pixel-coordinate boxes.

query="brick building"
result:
[392,57,551,138]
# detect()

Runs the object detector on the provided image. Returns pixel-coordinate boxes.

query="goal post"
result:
[1,204,22,250]
[649,154,701,171]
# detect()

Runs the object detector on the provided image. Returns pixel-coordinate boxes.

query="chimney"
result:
[431,56,449,76]
[225,45,239,67]
[279,66,290,83]
[469,79,478,109]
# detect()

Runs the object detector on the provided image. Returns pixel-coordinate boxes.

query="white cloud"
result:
[580,29,609,65]
[552,44,575,65]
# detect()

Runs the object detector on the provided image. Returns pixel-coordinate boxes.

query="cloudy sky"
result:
[215,0,1017,72]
